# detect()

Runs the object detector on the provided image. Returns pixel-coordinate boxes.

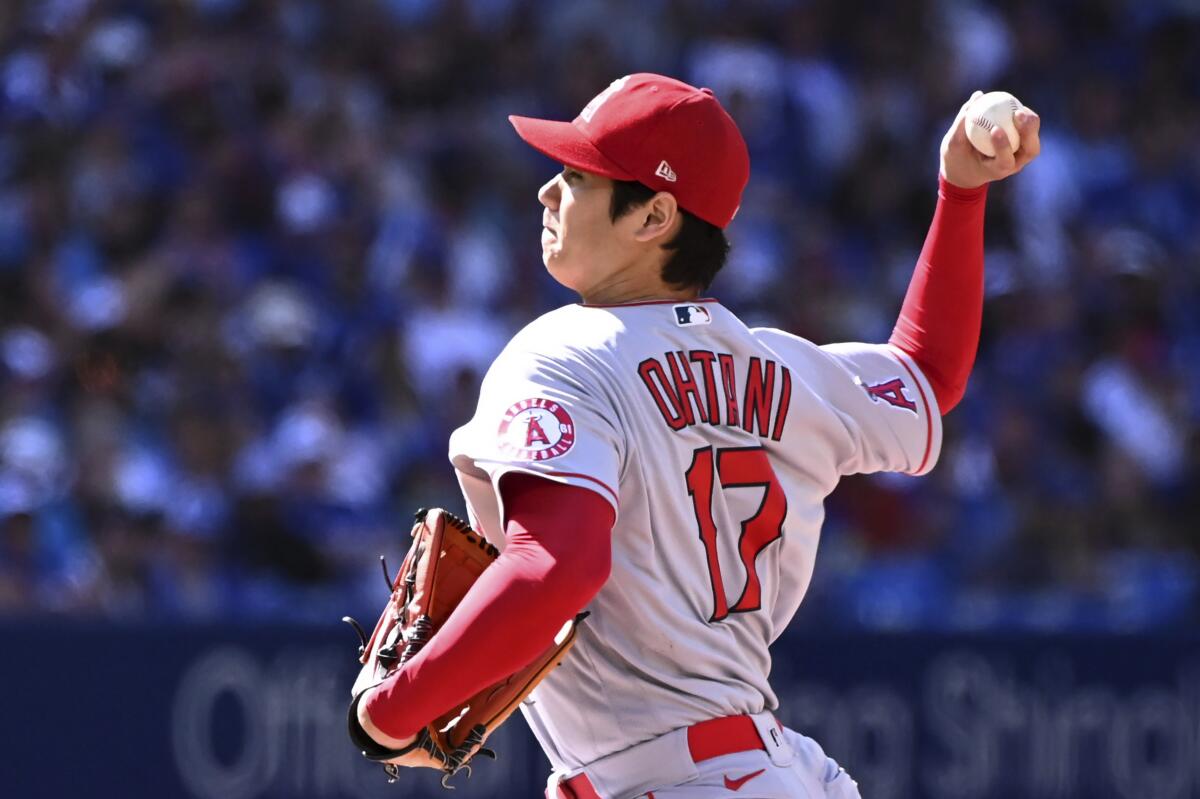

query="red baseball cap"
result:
[509,73,750,229]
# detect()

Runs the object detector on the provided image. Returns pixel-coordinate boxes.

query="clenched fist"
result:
[940,90,1042,189]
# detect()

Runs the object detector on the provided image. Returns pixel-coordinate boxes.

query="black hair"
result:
[608,180,730,292]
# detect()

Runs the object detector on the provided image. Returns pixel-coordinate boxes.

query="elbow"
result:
[899,347,968,415]
[500,474,616,610]
[580,540,612,598]
[534,526,611,611]
[937,380,967,415]
[552,536,611,607]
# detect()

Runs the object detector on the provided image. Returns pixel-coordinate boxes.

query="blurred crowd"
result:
[0,0,1197,629]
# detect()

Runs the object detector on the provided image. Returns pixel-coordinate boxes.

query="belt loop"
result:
[546,769,568,798]
[559,772,605,799]
[750,712,794,768]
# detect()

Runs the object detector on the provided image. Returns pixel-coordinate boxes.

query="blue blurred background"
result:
[1,0,1198,797]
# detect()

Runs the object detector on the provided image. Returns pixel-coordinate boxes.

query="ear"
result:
[631,192,681,245]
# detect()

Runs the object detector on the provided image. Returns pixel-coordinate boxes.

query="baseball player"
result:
[354,74,1040,797]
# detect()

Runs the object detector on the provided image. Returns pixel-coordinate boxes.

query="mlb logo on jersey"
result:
[674,304,712,326]
[497,398,577,460]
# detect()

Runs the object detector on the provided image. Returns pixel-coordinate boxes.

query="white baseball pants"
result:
[546,712,862,799]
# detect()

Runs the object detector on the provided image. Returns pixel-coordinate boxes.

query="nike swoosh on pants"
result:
[723,768,766,791]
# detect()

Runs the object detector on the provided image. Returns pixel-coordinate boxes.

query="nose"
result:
[538,174,560,210]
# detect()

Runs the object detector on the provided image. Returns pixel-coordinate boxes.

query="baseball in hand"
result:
[965,91,1024,157]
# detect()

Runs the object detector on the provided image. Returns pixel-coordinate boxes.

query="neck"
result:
[581,287,699,305]
[578,266,698,306]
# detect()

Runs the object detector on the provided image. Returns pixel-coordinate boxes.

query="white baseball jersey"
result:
[447,299,941,772]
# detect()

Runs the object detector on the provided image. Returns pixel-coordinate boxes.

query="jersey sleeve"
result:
[449,344,624,520]
[753,328,942,476]
[815,341,943,476]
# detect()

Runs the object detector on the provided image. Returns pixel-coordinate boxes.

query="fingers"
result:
[948,90,984,144]
[946,111,969,149]
[949,90,984,135]
[1013,107,1041,167]
[988,126,1016,173]
[943,92,1039,188]
[957,90,983,117]
[1015,107,1040,138]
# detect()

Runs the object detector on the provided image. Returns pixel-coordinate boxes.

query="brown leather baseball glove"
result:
[344,507,583,787]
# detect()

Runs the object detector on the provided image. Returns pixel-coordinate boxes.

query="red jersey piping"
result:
[546,471,620,507]
[579,297,720,309]
[892,353,934,474]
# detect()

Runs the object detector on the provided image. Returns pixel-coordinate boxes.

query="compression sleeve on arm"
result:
[888,176,988,414]
[363,474,615,739]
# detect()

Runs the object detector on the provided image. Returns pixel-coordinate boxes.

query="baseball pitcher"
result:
[347,74,1041,798]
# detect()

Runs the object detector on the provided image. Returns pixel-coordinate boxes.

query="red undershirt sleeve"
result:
[888,175,989,414]
[363,474,615,740]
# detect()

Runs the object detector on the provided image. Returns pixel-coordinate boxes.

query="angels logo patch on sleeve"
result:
[497,398,576,460]
[857,376,918,414]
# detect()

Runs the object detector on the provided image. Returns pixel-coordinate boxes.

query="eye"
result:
[561,167,582,184]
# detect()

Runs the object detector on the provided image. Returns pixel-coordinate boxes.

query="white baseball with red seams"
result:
[965,91,1024,157]
[448,299,941,798]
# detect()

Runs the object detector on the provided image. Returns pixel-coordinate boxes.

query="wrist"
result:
[937,174,989,202]
[357,687,417,749]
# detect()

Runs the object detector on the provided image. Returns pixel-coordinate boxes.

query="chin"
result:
[543,256,584,293]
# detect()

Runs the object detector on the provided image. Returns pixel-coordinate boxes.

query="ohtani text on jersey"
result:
[637,351,791,441]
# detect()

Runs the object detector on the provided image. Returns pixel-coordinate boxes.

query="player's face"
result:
[538,167,641,298]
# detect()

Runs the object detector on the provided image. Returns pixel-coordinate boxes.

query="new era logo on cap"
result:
[655,160,677,182]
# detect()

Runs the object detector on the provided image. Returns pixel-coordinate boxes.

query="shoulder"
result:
[748,326,894,393]
[500,305,626,365]
[484,305,624,387]
[750,326,910,376]
[510,304,626,351]
[748,325,824,362]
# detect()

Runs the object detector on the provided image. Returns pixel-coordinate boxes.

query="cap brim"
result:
[508,115,635,180]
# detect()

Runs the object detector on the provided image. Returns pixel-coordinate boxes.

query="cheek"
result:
[543,218,594,283]
[553,203,586,253]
